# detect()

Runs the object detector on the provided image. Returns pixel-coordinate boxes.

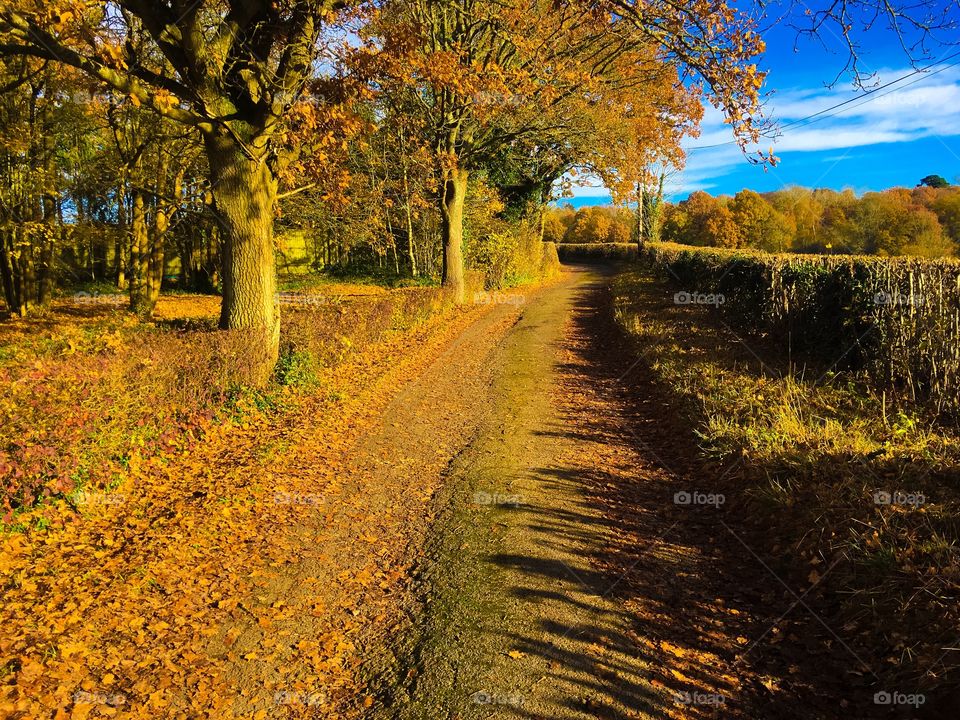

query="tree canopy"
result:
[0,0,955,376]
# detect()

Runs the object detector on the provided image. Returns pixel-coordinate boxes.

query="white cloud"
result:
[673,65,960,196]
[557,65,960,202]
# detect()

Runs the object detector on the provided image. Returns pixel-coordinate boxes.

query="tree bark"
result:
[635,181,644,250]
[115,183,127,289]
[0,230,15,313]
[440,167,468,303]
[400,132,417,277]
[650,173,666,243]
[204,132,280,382]
[129,190,152,316]
[147,207,166,309]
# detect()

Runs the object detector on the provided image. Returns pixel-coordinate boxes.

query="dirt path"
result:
[369,265,884,719]
[5,266,891,719]
[376,266,683,720]
[207,293,535,718]
[375,266,667,720]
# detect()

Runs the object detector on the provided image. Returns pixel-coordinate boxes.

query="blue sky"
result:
[565,1,960,205]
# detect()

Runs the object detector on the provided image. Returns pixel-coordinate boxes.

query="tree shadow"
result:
[476,268,902,719]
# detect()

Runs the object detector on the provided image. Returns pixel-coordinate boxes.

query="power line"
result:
[778,50,960,130]
[687,50,960,151]
[780,58,960,131]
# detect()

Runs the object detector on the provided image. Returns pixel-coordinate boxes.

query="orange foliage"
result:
[0,286,472,718]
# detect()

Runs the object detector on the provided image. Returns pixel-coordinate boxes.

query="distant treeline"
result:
[548,182,960,258]
[544,206,636,245]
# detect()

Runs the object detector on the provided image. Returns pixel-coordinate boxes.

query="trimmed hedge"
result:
[557,243,638,262]
[540,241,561,277]
[642,242,960,419]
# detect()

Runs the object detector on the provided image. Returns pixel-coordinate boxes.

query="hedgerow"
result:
[643,242,960,420]
[557,243,638,262]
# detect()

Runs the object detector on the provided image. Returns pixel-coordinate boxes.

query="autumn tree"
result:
[102,94,206,316]
[542,208,574,245]
[607,219,631,244]
[729,189,794,252]
[0,1,350,379]
[361,99,438,277]
[664,190,722,246]
[704,203,743,248]
[0,55,77,315]
[847,192,941,256]
[765,186,820,251]
[373,0,763,301]
[660,203,688,245]
[931,188,960,244]
[663,185,958,257]
[816,189,858,252]
[563,208,608,244]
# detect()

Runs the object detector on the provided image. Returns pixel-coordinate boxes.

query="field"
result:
[0,279,457,521]
[0,274,498,717]
[2,252,960,717]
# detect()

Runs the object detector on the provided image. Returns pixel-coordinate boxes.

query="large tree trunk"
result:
[204,132,280,383]
[440,168,468,303]
[146,208,166,309]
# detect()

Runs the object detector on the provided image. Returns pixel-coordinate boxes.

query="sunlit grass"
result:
[613,268,960,688]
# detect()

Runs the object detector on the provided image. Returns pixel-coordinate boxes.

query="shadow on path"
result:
[481,267,878,719]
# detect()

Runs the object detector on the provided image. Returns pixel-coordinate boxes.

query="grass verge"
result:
[612,267,960,696]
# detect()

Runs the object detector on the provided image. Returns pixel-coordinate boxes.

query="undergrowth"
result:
[0,280,464,526]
